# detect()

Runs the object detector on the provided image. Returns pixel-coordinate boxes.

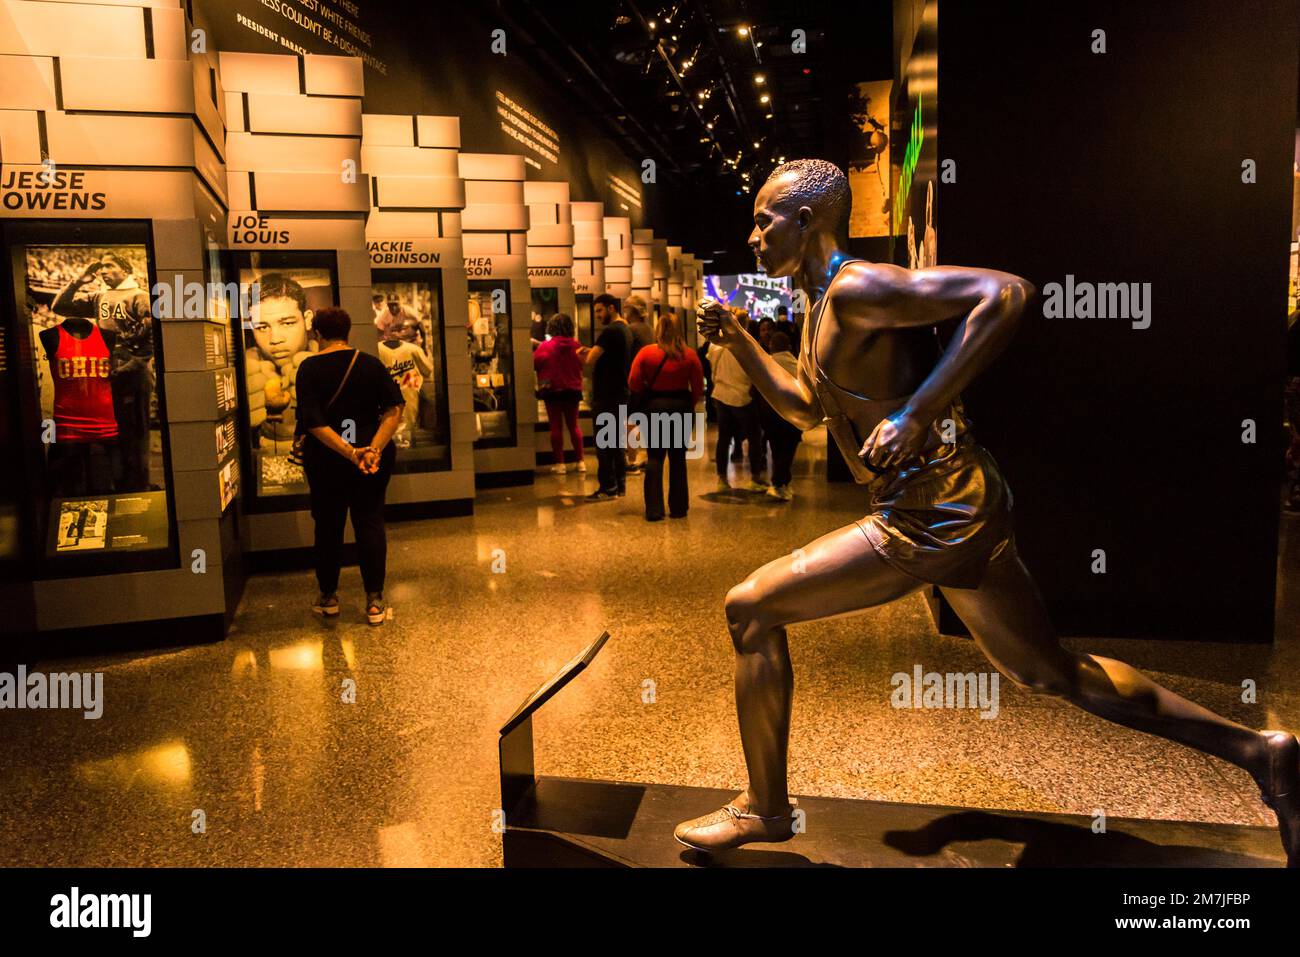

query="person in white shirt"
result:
[707,308,767,489]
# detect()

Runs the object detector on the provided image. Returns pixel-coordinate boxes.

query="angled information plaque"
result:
[498,631,610,814]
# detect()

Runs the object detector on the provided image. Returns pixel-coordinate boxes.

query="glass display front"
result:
[371,270,451,473]
[531,285,560,426]
[574,293,594,414]
[1,220,176,576]
[467,279,515,447]
[529,285,559,346]
[233,251,337,504]
[574,294,594,347]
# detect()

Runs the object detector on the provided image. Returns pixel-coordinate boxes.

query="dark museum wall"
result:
[939,0,1298,640]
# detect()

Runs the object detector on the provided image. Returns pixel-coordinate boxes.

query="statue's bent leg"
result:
[673,521,926,852]
[724,522,926,815]
[939,549,1300,865]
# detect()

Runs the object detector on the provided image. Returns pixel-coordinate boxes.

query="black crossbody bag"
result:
[289,349,360,468]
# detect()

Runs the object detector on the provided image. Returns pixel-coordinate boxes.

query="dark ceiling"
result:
[483,0,868,196]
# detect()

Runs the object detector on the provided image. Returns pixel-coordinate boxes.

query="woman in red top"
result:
[628,313,705,521]
[532,313,586,473]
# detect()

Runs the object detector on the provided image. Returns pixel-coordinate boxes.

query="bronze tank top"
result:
[799,259,971,485]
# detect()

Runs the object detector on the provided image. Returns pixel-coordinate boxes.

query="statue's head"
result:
[749,159,849,278]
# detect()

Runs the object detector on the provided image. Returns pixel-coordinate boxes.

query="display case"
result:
[459,152,538,485]
[574,295,595,347]
[0,0,247,641]
[529,286,562,345]
[571,201,607,349]
[468,278,516,448]
[360,111,475,514]
[219,49,378,555]
[230,249,339,508]
[372,269,452,473]
[524,181,584,463]
[1,219,178,577]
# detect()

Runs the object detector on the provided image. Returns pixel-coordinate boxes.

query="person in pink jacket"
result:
[533,313,586,473]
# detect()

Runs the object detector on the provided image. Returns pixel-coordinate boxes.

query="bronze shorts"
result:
[856,435,1015,589]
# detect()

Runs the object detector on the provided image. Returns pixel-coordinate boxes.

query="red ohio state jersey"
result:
[51,324,118,442]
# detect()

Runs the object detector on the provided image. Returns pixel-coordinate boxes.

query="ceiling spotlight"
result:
[755,74,765,84]
[765,113,773,119]
[648,20,656,30]
[706,121,713,129]
[759,93,770,104]
[737,25,749,37]
[752,141,760,148]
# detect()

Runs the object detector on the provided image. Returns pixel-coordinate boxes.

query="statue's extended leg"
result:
[939,549,1300,865]
[674,522,923,852]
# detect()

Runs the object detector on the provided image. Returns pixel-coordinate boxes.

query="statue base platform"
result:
[503,776,1285,868]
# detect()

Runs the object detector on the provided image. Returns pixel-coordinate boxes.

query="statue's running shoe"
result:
[674,795,799,852]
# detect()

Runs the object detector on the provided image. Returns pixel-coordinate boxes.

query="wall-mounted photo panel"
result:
[232,252,338,505]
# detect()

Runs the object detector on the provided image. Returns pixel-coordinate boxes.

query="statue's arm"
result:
[833,262,1034,423]
[831,262,1034,470]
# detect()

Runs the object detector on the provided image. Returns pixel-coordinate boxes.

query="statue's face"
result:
[749,174,805,278]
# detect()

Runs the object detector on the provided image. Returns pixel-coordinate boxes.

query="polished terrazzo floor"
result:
[2,428,1297,867]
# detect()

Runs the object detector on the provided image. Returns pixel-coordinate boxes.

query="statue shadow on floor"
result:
[675,809,1276,868]
[881,809,1277,868]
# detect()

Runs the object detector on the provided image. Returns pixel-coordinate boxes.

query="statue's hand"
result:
[862,410,929,472]
[696,297,741,347]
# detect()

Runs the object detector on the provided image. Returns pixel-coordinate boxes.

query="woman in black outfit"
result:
[296,307,404,625]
